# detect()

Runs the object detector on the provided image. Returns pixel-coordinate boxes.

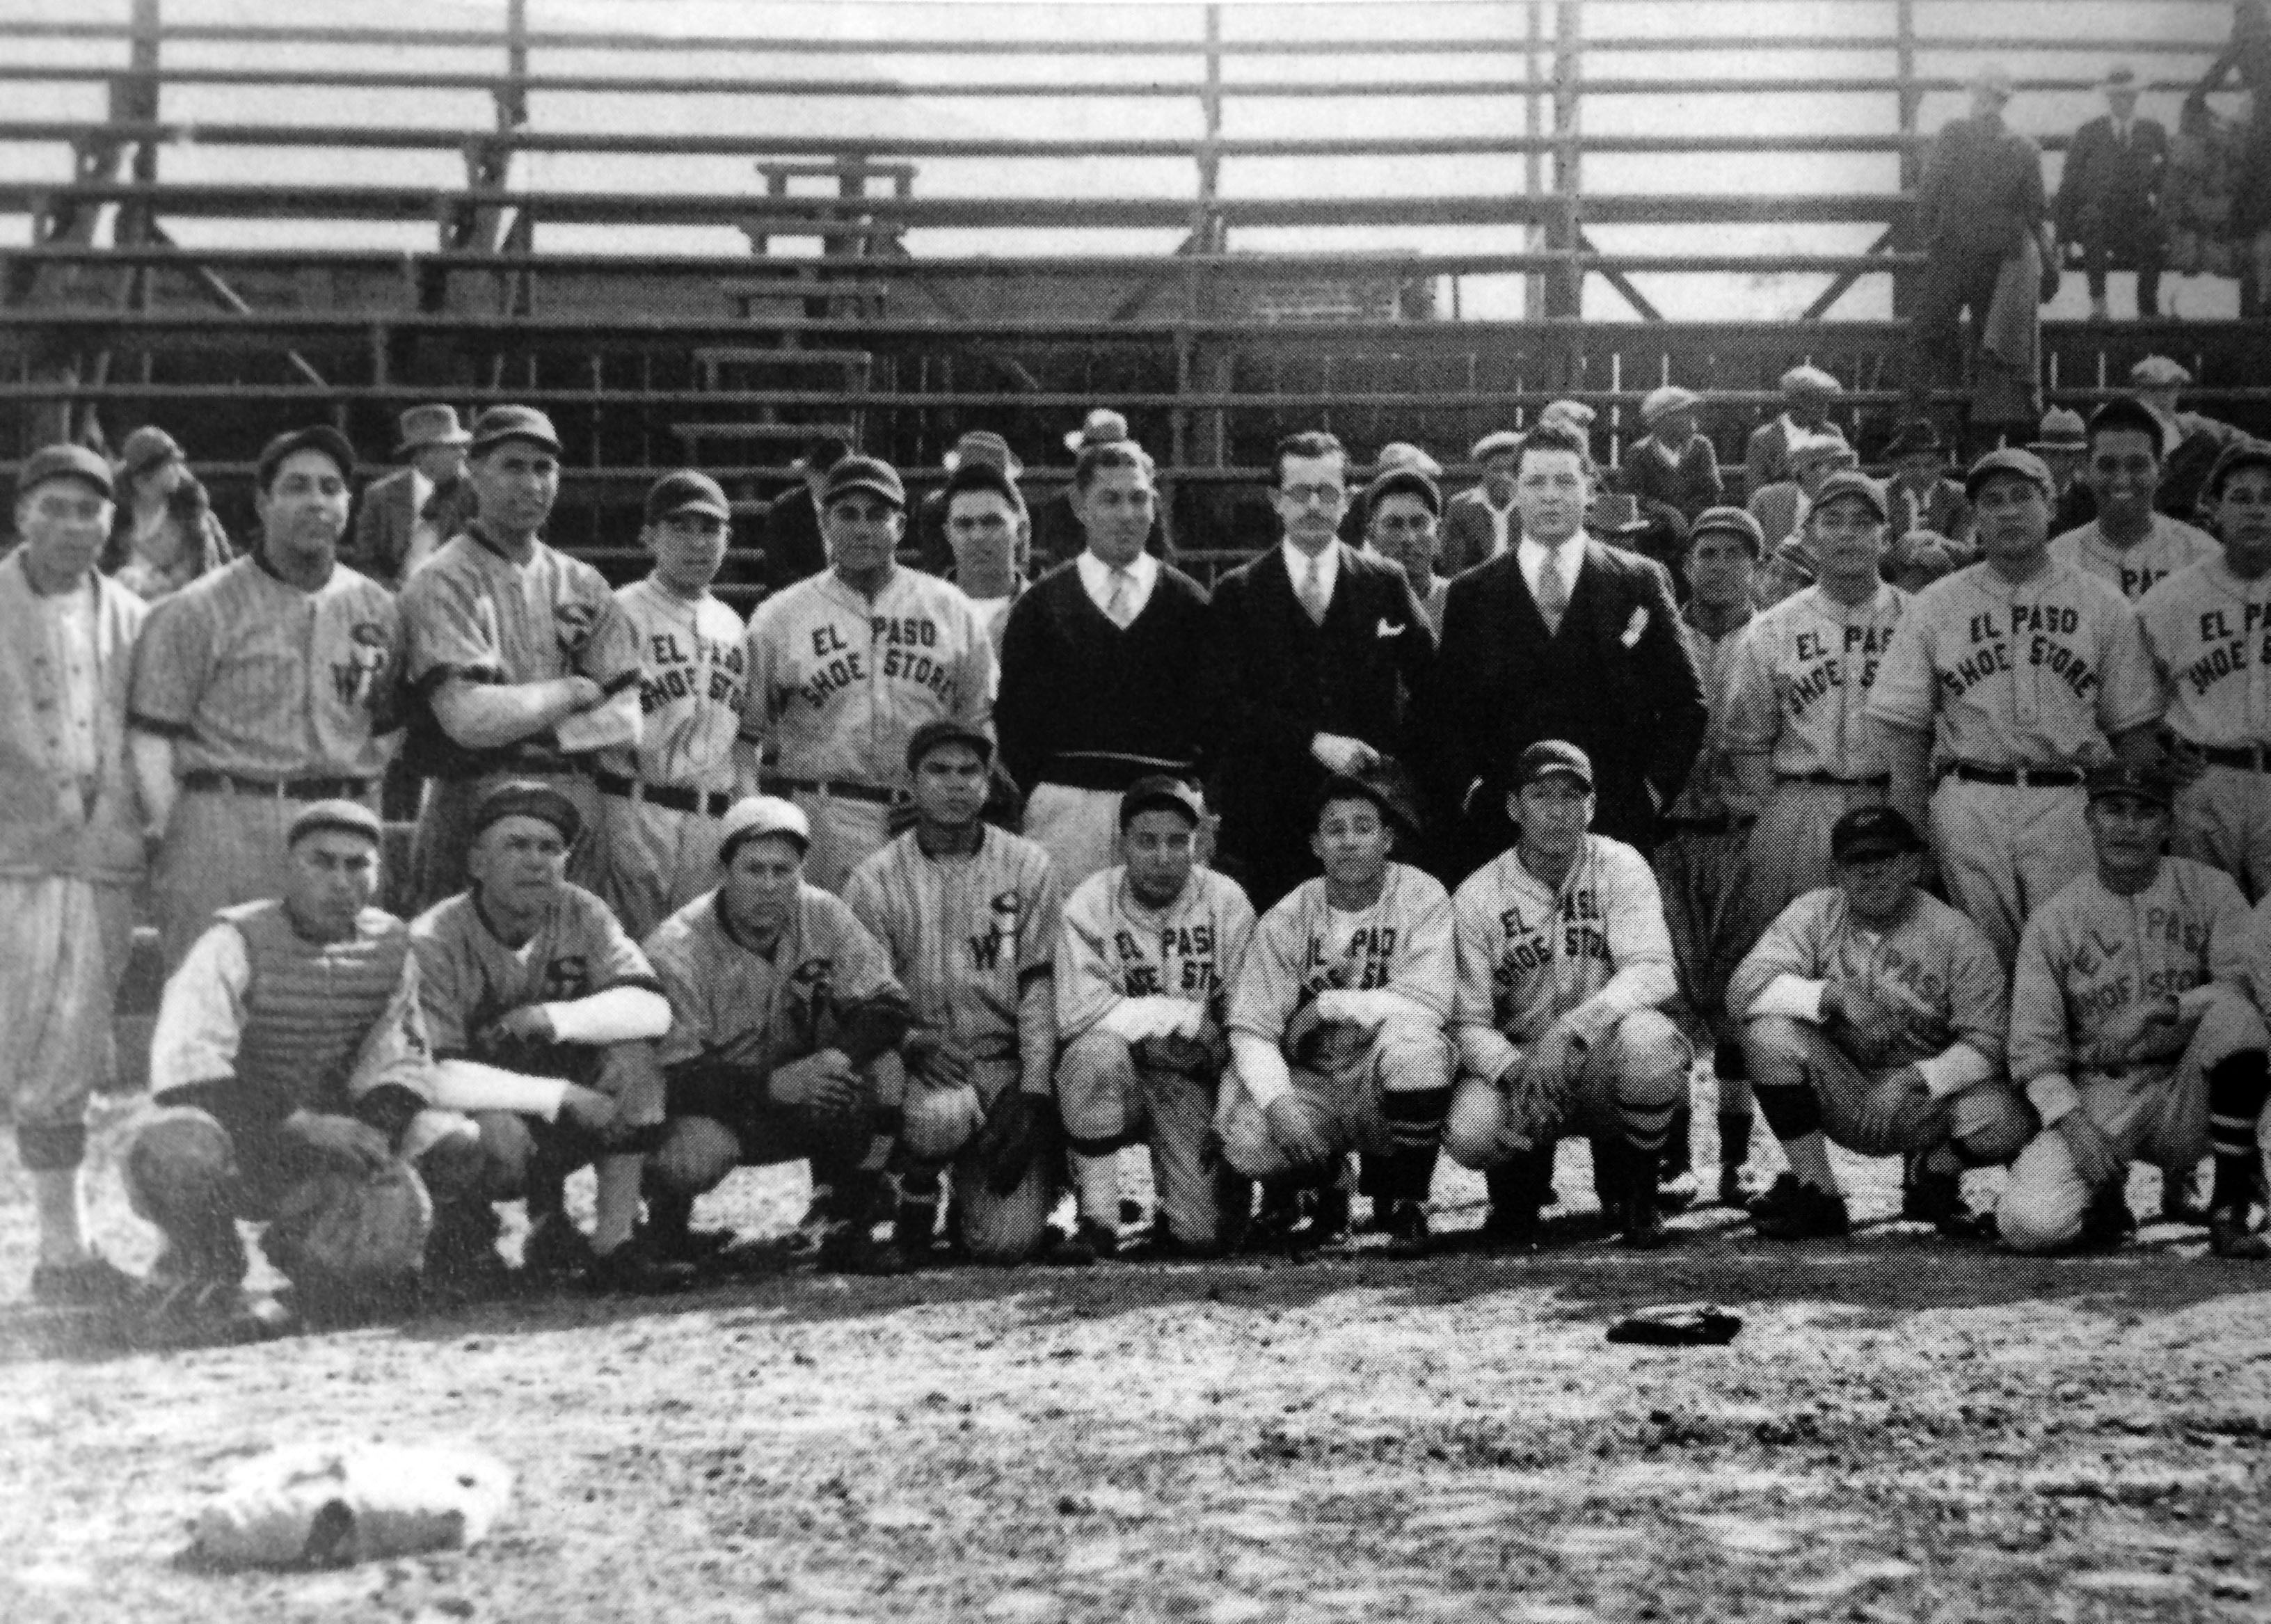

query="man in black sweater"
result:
[996,438,1216,891]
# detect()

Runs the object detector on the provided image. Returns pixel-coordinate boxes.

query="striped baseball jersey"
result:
[1663,607,1757,820]
[1228,862,1453,1046]
[646,884,903,1078]
[1721,580,1911,779]
[1055,864,1257,1042]
[2050,516,2220,603]
[398,525,642,779]
[2137,556,2271,749]
[1451,835,1677,1080]
[843,825,1060,1064]
[603,578,748,790]
[127,556,403,779]
[742,565,994,788]
[410,882,660,1056]
[1866,558,2162,767]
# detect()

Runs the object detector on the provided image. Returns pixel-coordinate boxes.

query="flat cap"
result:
[644,469,732,524]
[17,443,113,502]
[1118,774,1205,831]
[287,798,383,848]
[1963,446,2054,500]
[1366,467,1443,520]
[2205,437,2271,500]
[1830,805,1924,864]
[1812,469,1889,523]
[2129,355,2192,388]
[1314,757,1424,838]
[1064,408,1131,454]
[1470,429,1525,462]
[820,455,905,510]
[468,404,562,456]
[905,717,993,772]
[1540,399,1597,430]
[118,425,184,476]
[2085,761,2176,809]
[1640,385,1702,426]
[718,795,812,861]
[1689,505,1766,556]
[254,424,355,490]
[1787,434,1857,472]
[943,430,1020,476]
[470,779,582,845]
[1778,364,1842,397]
[1374,441,1444,477]
[2030,407,2088,449]
[1514,738,1594,793]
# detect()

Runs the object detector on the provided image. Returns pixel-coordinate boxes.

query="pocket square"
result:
[1620,606,1649,648]
[1376,619,1405,639]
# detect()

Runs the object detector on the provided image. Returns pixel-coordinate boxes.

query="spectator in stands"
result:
[1748,436,1857,550]
[2057,66,2169,321]
[1031,409,1168,574]
[1360,464,1449,633]
[914,430,1021,578]
[2165,90,2243,293]
[2197,0,2271,313]
[1441,429,1523,577]
[2031,407,2097,532]
[1622,385,1723,524]
[1338,441,1441,548]
[1745,367,1844,495]
[103,426,232,603]
[1882,419,1975,590]
[760,434,850,595]
[2131,356,2245,524]
[344,404,478,590]
[938,460,1030,671]
[1754,536,1817,612]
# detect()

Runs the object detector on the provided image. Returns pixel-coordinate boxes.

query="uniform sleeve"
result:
[1716,619,1782,756]
[2007,907,2080,1123]
[367,590,411,738]
[1452,883,1519,1082]
[584,893,664,994]
[1018,850,1065,980]
[2206,868,2258,992]
[1211,882,1259,1024]
[1726,894,1823,1023]
[148,923,253,1094]
[2134,582,2183,701]
[1227,905,1302,1043]
[410,914,475,1058]
[953,596,998,734]
[125,591,214,736]
[2094,595,2165,736]
[1865,591,1939,733]
[1382,874,1455,1023]
[646,925,717,1071]
[575,581,644,696]
[343,949,437,1106]
[401,562,505,692]
[840,863,900,966]
[820,894,905,1010]
[1583,847,1678,1020]
[738,605,781,747]
[1053,879,1126,1042]
[1937,911,2012,1074]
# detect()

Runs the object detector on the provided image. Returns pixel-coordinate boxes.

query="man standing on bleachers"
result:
[2056,65,2168,323]
[343,404,478,590]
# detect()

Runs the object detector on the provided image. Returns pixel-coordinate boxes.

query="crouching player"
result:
[844,720,1068,1267]
[127,801,488,1332]
[1054,777,1257,1258]
[1218,767,1453,1257]
[2000,763,2271,1257]
[1442,742,1691,1250]
[410,781,679,1293]
[1726,805,2030,1241]
[642,795,914,1275]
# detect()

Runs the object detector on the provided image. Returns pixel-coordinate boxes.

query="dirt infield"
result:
[5,1114,2271,1624]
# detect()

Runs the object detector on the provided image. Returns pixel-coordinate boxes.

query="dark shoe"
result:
[521,1213,595,1277]
[2076,1184,2137,1252]
[422,1250,516,1309]
[1043,1219,1116,1267]
[1716,1163,1755,1210]
[642,1222,736,1269]
[1616,1186,1669,1250]
[1209,1163,1252,1255]
[1384,1198,1433,1259]
[138,1277,293,1343]
[1312,1181,1353,1248]
[815,1223,910,1277]
[2161,1166,2211,1226]
[29,1251,138,1309]
[1476,1202,1542,1249]
[891,1200,939,1269]
[1902,1165,1993,1239]
[1750,1174,1849,1241]
[2210,1206,2271,1259]
[1246,1180,1307,1255]
[582,1243,699,1296]
[1655,1168,1700,1213]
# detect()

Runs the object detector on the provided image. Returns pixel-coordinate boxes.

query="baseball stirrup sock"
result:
[1751,1081,1823,1141]
[1717,1109,1753,1169]
[1659,1101,1693,1175]
[2207,1050,2271,1209]
[1615,1092,1678,1154]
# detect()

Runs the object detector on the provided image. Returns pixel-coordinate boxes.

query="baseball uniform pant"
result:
[1021,783,1124,894]
[1999,987,2271,1253]
[2174,763,2271,902]
[1654,822,1766,1040]
[1743,1017,2033,1161]
[898,1055,1052,1264]
[412,770,603,912]
[650,1054,898,1221]
[596,793,730,943]
[155,788,376,969]
[1058,1028,1225,1250]
[1218,1022,1454,1181]
[1929,779,2091,969]
[1442,1009,1691,1170]
[0,877,134,1173]
[450,1040,667,1209]
[786,787,895,895]
[1748,779,1889,928]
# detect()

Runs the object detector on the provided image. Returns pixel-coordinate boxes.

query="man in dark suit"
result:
[1419,419,1707,879]
[2057,65,2169,320]
[1207,429,1436,909]
[759,433,848,595]
[1440,429,1523,579]
[343,404,477,589]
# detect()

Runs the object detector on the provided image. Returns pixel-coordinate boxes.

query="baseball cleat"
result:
[29,1251,139,1309]
[1616,1188,1670,1250]
[1716,1164,1755,1210]
[581,1243,699,1296]
[1749,1174,1850,1241]
[1655,1168,1700,1213]
[2075,1185,2137,1252]
[1902,1166,1993,1239]
[2160,1167,2210,1227]
[2209,1207,2271,1260]
[815,1223,912,1277]
[1383,1198,1433,1259]
[520,1213,596,1277]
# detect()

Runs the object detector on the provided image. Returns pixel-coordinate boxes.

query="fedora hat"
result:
[395,404,472,456]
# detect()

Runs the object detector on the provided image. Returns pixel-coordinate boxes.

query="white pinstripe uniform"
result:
[743,567,995,893]
[2139,557,2271,898]
[2050,516,2220,603]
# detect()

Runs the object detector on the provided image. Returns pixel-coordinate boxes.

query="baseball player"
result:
[642,796,916,1275]
[1650,507,1764,1209]
[1,445,148,1307]
[593,470,756,941]
[1727,805,2030,1241]
[742,456,996,893]
[1869,447,2164,969]
[1998,763,2271,1257]
[1442,742,1690,1250]
[843,720,1067,1266]
[127,426,404,968]
[2049,398,2218,601]
[1219,767,1454,1257]
[409,781,681,1293]
[398,405,644,909]
[1055,777,1257,1258]
[2138,440,2271,899]
[126,801,490,1333]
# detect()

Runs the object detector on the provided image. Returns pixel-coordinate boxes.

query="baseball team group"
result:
[8,367,2271,1339]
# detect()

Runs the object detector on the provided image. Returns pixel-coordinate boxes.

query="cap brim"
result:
[825,479,904,507]
[471,431,562,456]
[654,500,732,523]
[395,431,472,454]
[1833,839,1915,864]
[1518,767,1593,793]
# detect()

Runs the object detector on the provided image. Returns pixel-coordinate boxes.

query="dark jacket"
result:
[1919,113,2046,258]
[343,466,479,589]
[760,488,829,595]
[2057,113,2169,238]
[1618,433,1724,523]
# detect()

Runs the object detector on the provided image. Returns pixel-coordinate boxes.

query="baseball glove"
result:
[187,1442,513,1569]
[971,1089,1058,1197]
[262,1161,433,1298]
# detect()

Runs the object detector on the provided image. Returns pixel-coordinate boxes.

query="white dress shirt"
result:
[1281,539,1341,615]
[1076,549,1159,626]
[1517,533,1585,607]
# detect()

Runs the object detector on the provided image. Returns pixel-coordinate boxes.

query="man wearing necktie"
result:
[1206,431,1436,909]
[1419,420,1708,881]
[2056,65,2169,321]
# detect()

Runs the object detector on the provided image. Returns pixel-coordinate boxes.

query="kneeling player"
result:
[845,721,1067,1266]
[1726,806,2030,1241]
[1442,742,1691,1250]
[643,797,913,1274]
[2000,765,2271,1257]
[1218,767,1453,1256]
[1055,777,1256,1258]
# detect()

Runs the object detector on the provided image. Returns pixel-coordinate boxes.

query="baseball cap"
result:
[1469,429,1524,462]
[2129,356,2191,389]
[1640,385,1701,426]
[470,780,582,845]
[718,795,812,862]
[468,404,562,457]
[2085,761,2176,809]
[1373,441,1443,477]
[1689,505,1764,557]
[820,455,905,511]
[905,717,993,772]
[1314,758,1424,837]
[1064,408,1131,455]
[1513,739,1594,793]
[1830,805,1924,864]
[1812,469,1888,523]
[254,424,356,491]
[1778,365,1841,397]
[1963,447,2054,501]
[17,443,113,503]
[2030,408,2088,451]
[943,430,1019,476]
[1119,774,1204,831]
[118,425,184,477]
[2088,397,2165,452]
[287,798,383,849]
[644,470,731,525]
[1365,467,1442,521]
[2205,438,2271,501]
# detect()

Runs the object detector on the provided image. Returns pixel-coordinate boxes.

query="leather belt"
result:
[594,771,734,818]
[771,775,903,807]
[181,768,373,801]
[1779,771,1890,788]
[2192,742,2271,773]
[1945,761,2083,788]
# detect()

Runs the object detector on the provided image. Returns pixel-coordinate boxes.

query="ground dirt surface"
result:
[6,1099,2271,1624]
